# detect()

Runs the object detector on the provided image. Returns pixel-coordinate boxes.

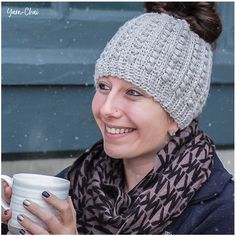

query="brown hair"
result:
[145,2,222,45]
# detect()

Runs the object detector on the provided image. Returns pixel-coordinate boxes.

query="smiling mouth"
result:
[105,125,135,135]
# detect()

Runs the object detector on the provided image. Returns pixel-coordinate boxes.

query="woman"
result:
[2,2,234,234]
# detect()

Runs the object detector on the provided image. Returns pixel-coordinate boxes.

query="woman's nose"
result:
[100,93,122,118]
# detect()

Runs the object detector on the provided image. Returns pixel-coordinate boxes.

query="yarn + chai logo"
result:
[7,7,39,18]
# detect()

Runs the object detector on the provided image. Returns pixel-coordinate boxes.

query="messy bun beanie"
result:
[94,13,213,129]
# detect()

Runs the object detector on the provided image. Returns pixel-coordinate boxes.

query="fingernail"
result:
[3,181,8,188]
[42,191,50,198]
[4,210,9,215]
[23,199,31,207]
[17,214,24,222]
[19,229,26,235]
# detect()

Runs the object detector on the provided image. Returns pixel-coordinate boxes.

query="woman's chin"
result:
[103,144,127,159]
[104,149,122,159]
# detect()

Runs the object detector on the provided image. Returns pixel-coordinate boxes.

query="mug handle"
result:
[1,175,13,212]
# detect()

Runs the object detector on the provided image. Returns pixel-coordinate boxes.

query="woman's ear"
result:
[168,117,179,135]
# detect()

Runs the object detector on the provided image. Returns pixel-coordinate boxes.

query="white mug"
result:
[1,173,70,234]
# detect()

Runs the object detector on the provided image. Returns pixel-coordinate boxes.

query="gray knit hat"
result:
[94,13,213,129]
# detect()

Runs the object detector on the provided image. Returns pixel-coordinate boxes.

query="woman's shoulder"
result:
[165,152,234,235]
[191,152,233,204]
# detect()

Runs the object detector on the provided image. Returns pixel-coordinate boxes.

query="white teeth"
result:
[106,126,133,135]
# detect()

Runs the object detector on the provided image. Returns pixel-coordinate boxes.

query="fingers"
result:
[17,214,49,235]
[68,196,76,220]
[18,193,78,234]
[21,199,60,233]
[3,181,12,204]
[2,209,12,224]
[2,182,12,224]
[42,192,76,225]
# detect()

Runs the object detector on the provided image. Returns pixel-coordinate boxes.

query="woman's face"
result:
[92,76,177,161]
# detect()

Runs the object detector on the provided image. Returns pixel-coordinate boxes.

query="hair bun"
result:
[145,2,222,44]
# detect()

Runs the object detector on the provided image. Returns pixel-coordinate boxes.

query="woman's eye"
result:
[97,82,110,91]
[127,89,142,97]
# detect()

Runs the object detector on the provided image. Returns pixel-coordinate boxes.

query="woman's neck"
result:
[123,155,157,193]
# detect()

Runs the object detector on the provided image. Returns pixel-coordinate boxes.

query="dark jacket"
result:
[57,152,234,235]
[164,153,234,234]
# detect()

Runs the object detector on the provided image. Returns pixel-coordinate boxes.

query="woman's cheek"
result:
[92,92,101,117]
[92,92,107,128]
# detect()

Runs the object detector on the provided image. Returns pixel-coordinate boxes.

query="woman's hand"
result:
[2,181,12,224]
[17,192,78,235]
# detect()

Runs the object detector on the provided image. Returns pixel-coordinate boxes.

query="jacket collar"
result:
[190,152,233,205]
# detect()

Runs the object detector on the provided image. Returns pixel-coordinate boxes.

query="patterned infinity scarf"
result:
[68,120,215,234]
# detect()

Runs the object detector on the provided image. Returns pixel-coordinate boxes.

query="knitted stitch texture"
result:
[94,13,213,129]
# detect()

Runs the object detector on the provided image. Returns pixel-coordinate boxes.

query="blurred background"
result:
[2,2,234,176]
